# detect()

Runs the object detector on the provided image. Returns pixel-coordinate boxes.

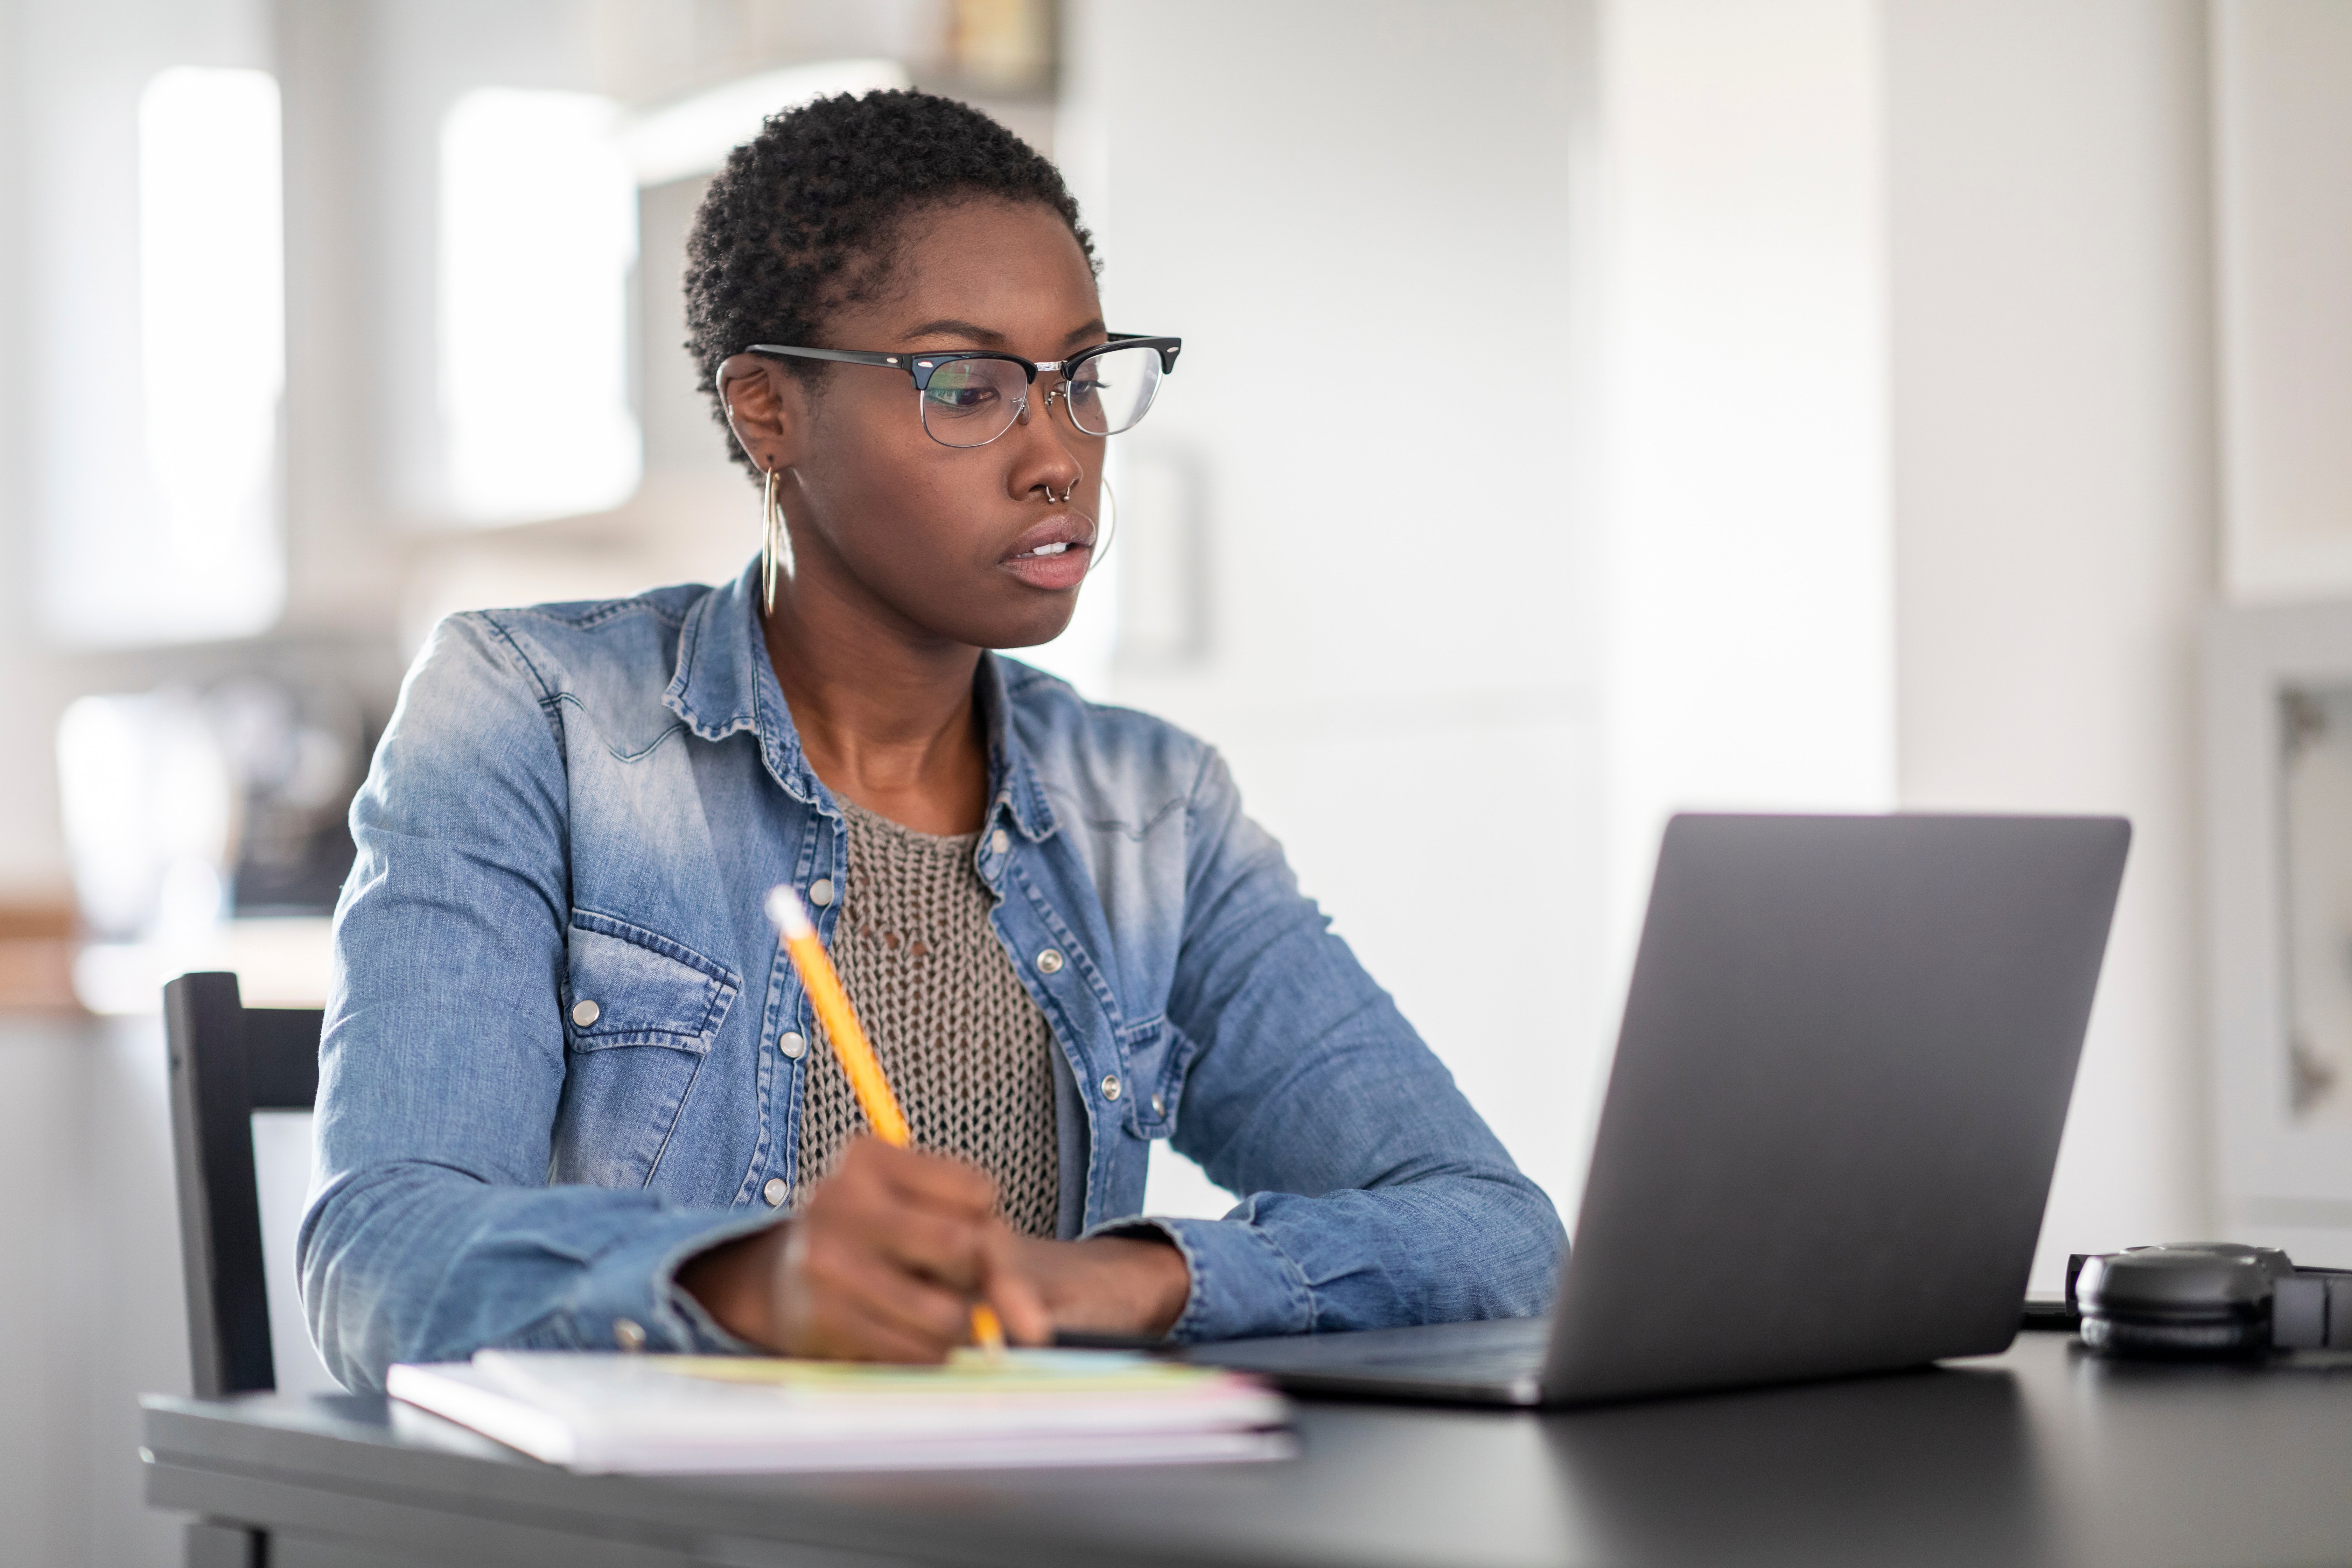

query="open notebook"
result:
[387,1348,1293,1473]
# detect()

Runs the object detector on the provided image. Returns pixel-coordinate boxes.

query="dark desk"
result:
[143,1332,2352,1568]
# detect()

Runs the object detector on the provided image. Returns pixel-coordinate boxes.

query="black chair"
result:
[163,971,324,1399]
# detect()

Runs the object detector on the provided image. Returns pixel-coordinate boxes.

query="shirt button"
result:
[762,1177,789,1207]
[808,878,835,907]
[1151,1092,1166,1116]
[613,1317,646,1352]
[990,828,1009,855]
[1037,948,1064,974]
[570,999,600,1028]
[779,1030,806,1059]
[1102,1074,1122,1101]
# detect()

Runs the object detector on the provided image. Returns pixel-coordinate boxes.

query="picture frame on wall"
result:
[2206,602,2352,1259]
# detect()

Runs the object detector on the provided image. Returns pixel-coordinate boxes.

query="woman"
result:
[303,90,1561,1389]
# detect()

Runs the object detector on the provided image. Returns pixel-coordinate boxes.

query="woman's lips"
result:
[1002,538,1092,590]
[1000,514,1094,590]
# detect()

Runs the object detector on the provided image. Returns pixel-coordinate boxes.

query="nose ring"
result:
[1048,475,1079,505]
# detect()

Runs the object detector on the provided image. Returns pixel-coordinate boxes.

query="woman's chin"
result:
[980,601,1085,653]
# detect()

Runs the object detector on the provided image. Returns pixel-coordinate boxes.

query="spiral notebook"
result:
[387,1348,1293,1474]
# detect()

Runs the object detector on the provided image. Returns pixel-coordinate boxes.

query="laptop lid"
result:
[1544,812,2128,1405]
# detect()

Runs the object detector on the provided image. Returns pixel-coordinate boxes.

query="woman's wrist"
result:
[1036,1233,1190,1337]
[1120,1233,1193,1336]
[675,1223,788,1349]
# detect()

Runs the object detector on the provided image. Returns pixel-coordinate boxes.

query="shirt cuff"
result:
[560,1205,781,1355]
[1081,1214,1315,1342]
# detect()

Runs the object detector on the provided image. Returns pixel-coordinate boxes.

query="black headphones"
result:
[2067,1242,2352,1358]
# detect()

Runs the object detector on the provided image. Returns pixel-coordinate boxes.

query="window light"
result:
[135,65,286,637]
[440,89,642,524]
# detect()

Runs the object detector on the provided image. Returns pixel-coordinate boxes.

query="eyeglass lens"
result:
[917,345,1164,448]
[1065,346,1162,438]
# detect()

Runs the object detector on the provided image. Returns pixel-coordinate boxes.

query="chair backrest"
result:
[163,971,323,1399]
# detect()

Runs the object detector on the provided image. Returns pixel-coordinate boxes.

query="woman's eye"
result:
[924,383,999,412]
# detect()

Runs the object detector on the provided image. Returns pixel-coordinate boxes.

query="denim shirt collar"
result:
[661,562,1058,842]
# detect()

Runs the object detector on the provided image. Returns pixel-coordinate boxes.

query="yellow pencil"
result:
[764,883,1008,1357]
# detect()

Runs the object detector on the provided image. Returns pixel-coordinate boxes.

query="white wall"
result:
[2211,0,2352,601]
[0,0,33,900]
[1884,0,2221,1281]
[1596,0,1895,986]
[1068,0,1608,1219]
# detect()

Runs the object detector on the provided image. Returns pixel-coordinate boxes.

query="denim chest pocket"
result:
[564,911,739,1052]
[552,912,740,1190]
[1115,1015,1202,1140]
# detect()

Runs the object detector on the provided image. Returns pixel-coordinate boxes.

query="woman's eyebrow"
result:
[895,317,1111,349]
[899,317,1007,345]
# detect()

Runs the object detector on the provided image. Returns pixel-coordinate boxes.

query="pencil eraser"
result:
[764,884,812,939]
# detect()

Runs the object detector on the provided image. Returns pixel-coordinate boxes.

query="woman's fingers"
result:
[979,1223,1056,1346]
[821,1146,999,1294]
[775,1138,1044,1360]
[868,1208,993,1295]
[841,1136,1000,1219]
[784,1222,979,1359]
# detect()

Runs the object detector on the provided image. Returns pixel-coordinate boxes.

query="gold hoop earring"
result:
[761,467,785,612]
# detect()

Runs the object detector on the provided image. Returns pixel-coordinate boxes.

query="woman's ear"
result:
[716,354,803,475]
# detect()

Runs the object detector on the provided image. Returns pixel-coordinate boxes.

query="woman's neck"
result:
[760,569,990,836]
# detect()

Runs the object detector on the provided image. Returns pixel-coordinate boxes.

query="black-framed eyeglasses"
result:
[745,333,1181,449]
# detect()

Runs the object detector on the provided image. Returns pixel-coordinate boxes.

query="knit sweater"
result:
[796,798,1061,1237]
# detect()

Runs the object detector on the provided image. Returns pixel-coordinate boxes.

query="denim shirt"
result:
[302,564,1563,1392]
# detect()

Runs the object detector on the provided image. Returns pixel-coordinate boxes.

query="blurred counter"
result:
[0,903,80,1014]
[0,904,333,1016]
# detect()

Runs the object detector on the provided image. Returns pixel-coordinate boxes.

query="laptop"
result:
[1187,812,2130,1407]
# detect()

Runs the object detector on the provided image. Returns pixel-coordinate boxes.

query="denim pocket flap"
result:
[565,912,739,1053]
[1115,1014,1199,1138]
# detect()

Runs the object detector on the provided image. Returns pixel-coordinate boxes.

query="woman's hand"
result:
[678,1138,1051,1360]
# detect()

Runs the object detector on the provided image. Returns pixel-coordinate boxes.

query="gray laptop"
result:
[1189,812,2130,1407]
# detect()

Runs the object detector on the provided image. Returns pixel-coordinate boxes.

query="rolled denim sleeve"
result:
[1143,749,1567,1341]
[300,615,762,1393]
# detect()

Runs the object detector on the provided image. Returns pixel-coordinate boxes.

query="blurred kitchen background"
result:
[4,1,2352,1561]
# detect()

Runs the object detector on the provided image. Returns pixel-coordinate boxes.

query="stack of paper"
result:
[387,1348,1293,1473]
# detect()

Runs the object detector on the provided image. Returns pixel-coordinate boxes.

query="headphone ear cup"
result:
[2076,1245,2288,1360]
[2078,1309,2273,1359]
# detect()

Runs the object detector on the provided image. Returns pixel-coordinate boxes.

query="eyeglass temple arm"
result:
[745,344,921,378]
[746,343,1031,392]
[747,338,1183,379]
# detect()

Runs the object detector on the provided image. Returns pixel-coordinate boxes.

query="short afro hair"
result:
[682,89,1096,479]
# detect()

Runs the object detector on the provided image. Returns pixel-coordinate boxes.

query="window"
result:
[439,89,642,525]
[48,65,288,646]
